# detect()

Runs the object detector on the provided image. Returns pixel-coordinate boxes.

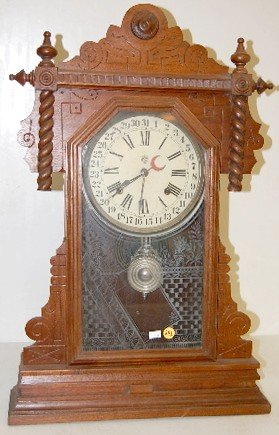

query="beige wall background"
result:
[0,0,278,342]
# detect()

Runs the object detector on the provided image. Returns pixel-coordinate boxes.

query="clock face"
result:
[83,112,204,236]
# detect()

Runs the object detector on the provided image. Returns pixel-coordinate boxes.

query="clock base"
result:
[8,356,270,425]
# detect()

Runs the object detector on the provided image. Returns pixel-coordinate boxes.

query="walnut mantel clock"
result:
[8,4,273,425]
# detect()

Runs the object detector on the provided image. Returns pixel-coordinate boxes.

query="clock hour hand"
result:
[122,172,143,188]
[108,173,142,198]
[110,158,164,198]
[111,168,149,197]
[138,174,145,213]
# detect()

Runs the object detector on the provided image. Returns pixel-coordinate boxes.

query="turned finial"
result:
[254,77,274,94]
[9,69,35,86]
[37,31,57,67]
[231,37,250,72]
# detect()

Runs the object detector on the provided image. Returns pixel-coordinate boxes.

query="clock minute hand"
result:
[138,171,148,214]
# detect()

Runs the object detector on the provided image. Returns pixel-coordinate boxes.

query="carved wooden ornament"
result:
[8,3,273,425]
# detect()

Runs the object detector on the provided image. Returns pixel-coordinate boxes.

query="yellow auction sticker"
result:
[163,327,175,340]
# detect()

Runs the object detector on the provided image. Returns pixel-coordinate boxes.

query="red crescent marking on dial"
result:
[151,155,166,171]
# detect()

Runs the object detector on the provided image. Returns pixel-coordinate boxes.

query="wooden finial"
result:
[37,31,57,67]
[231,37,250,72]
[254,77,274,94]
[9,69,34,86]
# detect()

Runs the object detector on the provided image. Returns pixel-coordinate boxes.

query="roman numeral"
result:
[171,169,186,177]
[140,130,150,146]
[139,199,149,214]
[167,151,181,161]
[158,196,167,208]
[121,193,133,210]
[158,136,167,150]
[107,181,121,193]
[123,135,134,149]
[165,183,181,197]
[109,151,123,160]
[104,167,119,175]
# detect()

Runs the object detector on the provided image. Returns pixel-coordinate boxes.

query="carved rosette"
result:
[217,241,251,358]
[23,242,67,365]
[131,9,159,40]
[35,66,58,91]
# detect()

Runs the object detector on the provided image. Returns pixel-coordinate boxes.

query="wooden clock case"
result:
[8,3,273,425]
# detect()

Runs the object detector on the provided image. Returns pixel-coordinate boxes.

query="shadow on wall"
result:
[54,34,69,65]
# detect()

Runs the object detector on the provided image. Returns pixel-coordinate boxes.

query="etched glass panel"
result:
[82,195,204,351]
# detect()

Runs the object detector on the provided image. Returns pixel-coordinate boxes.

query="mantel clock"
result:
[8,4,273,425]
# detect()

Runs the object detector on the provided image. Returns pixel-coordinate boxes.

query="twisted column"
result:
[228,38,273,191]
[228,37,251,191]
[35,31,57,190]
[228,95,247,191]
[37,90,55,190]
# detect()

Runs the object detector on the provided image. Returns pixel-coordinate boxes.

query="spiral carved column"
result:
[228,95,247,191]
[228,37,252,191]
[36,31,57,191]
[37,90,55,190]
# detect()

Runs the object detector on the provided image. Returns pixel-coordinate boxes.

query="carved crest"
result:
[60,4,227,75]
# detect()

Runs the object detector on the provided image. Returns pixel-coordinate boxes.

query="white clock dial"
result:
[83,113,204,236]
